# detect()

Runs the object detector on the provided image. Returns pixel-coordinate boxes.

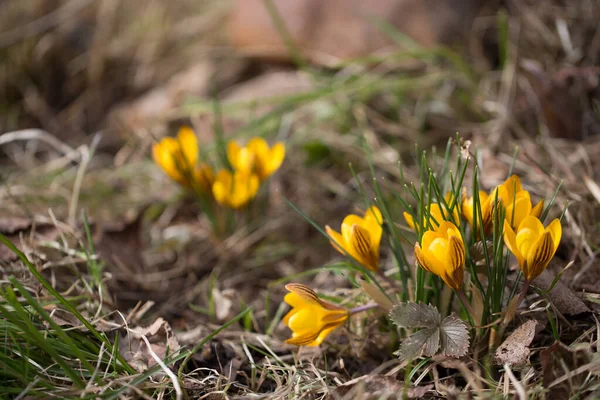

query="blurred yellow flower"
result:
[227,138,285,181]
[325,206,382,272]
[404,192,460,231]
[462,190,494,235]
[212,169,259,209]
[283,283,348,346]
[503,216,561,281]
[414,221,465,290]
[152,127,199,188]
[462,175,544,235]
[493,175,544,229]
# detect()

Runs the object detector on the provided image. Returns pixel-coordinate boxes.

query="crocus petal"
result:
[264,142,286,179]
[546,218,562,253]
[363,207,383,247]
[531,199,544,218]
[525,232,554,280]
[282,284,348,347]
[350,224,378,271]
[501,175,523,198]
[403,212,416,230]
[506,191,532,228]
[415,241,446,277]
[247,137,269,158]
[153,138,185,183]
[503,220,525,268]
[341,214,365,244]
[515,216,544,258]
[421,230,445,254]
[448,235,466,272]
[177,127,198,167]
[325,225,345,256]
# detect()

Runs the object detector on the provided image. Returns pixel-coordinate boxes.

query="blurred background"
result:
[2,0,598,145]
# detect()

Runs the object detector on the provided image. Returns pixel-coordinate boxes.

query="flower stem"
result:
[456,289,475,323]
[516,279,531,309]
[349,303,379,315]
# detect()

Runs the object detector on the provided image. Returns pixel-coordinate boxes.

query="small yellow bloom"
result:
[503,216,561,281]
[282,283,349,346]
[462,175,544,235]
[414,221,465,290]
[212,169,259,209]
[404,192,460,231]
[227,138,285,181]
[325,206,382,272]
[152,127,199,188]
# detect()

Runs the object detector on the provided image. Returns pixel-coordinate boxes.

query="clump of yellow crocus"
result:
[212,169,260,209]
[153,127,202,189]
[228,138,285,181]
[462,175,544,235]
[282,283,349,346]
[325,206,382,272]
[503,215,561,281]
[404,192,460,231]
[414,221,465,290]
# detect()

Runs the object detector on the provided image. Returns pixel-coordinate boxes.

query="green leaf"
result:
[439,315,470,357]
[390,302,469,361]
[390,302,440,328]
[394,328,439,361]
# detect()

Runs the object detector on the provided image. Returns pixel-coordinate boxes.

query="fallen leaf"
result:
[332,375,432,399]
[119,318,181,373]
[540,341,599,399]
[494,320,538,367]
[535,270,590,315]
[469,283,484,325]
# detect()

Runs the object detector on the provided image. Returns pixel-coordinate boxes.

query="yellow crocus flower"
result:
[282,283,349,346]
[227,138,285,181]
[462,175,544,235]
[414,221,465,290]
[325,206,383,272]
[212,169,259,209]
[503,216,561,281]
[152,127,199,188]
[404,192,460,231]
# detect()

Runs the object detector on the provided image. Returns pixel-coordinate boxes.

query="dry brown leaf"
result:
[535,270,590,315]
[541,341,599,398]
[359,279,394,312]
[119,318,181,373]
[503,293,523,325]
[469,283,484,326]
[494,320,538,367]
[332,375,432,400]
